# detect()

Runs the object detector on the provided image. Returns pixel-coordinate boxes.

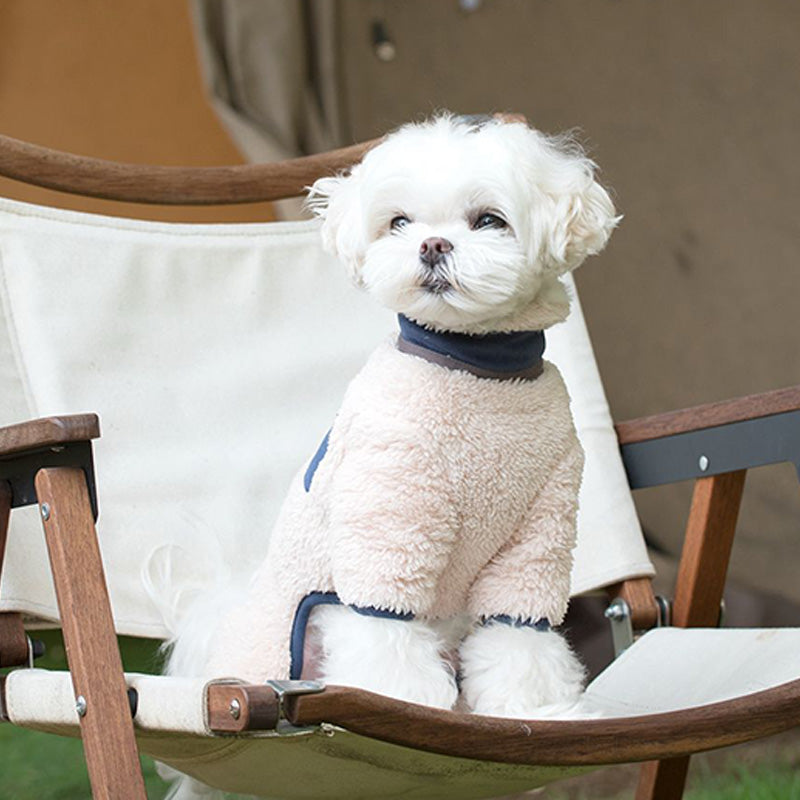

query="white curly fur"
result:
[308,113,618,334]
[313,605,460,709]
[459,622,587,719]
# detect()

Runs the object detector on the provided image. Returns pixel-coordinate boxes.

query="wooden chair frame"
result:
[0,130,798,799]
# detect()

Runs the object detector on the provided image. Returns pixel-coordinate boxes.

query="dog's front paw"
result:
[317,606,458,710]
[459,622,586,719]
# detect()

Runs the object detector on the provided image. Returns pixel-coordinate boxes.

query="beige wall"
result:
[0,0,273,222]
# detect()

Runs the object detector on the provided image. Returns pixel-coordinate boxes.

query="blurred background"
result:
[1,1,799,797]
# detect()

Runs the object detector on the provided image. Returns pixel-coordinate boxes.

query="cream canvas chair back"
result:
[0,196,652,638]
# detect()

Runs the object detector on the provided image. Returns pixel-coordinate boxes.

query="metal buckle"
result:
[266,679,325,734]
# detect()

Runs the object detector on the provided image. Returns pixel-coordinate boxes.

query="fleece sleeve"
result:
[467,439,584,626]
[326,428,459,616]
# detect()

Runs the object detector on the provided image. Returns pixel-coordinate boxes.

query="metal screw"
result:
[75,696,87,717]
[229,699,241,720]
[604,600,626,621]
[41,503,51,521]
[699,455,709,472]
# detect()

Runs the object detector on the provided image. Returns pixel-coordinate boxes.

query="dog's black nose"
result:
[419,237,453,265]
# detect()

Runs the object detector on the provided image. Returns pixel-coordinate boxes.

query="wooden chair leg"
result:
[0,480,10,552]
[0,481,29,667]
[35,467,147,800]
[636,470,746,800]
[636,758,690,800]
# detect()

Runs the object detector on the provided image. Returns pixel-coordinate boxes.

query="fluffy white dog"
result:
[168,114,618,726]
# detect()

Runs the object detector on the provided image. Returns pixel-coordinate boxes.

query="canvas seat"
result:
[0,130,799,800]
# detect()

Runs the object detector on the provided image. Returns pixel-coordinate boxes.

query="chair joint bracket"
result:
[605,598,634,657]
[606,594,672,658]
[266,679,325,734]
[0,441,99,521]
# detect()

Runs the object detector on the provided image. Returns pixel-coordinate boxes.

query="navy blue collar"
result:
[397,315,545,380]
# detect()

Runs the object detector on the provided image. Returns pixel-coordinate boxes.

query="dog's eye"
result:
[473,213,507,231]
[390,215,411,232]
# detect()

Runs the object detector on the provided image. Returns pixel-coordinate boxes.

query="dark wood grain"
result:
[36,467,146,799]
[0,133,379,205]
[0,614,28,669]
[672,471,746,628]
[0,415,100,458]
[0,482,28,668]
[615,385,800,445]
[636,758,695,800]
[607,576,660,630]
[0,480,11,572]
[207,678,800,767]
[0,675,7,722]
[207,684,279,733]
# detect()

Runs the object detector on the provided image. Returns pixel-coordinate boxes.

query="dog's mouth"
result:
[419,264,456,295]
[420,276,452,294]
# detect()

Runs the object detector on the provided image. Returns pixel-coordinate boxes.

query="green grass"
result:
[686,756,800,800]
[0,725,169,799]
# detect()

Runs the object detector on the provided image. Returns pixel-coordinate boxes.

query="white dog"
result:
[167,114,618,727]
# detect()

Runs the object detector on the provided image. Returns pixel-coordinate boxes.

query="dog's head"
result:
[308,114,618,333]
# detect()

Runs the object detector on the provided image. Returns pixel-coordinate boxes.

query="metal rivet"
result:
[41,503,51,521]
[699,455,709,472]
[75,695,87,717]
[604,600,626,621]
[229,699,241,720]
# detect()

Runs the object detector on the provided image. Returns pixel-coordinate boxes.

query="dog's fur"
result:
[160,114,617,798]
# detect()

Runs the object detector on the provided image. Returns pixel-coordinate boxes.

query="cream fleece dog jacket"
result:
[205,314,583,684]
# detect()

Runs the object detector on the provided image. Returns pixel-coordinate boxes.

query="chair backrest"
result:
[0,194,652,637]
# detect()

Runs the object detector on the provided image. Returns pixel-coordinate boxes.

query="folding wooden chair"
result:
[0,129,799,800]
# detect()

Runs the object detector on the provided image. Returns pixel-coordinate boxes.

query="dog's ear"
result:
[524,131,620,275]
[306,169,367,285]
[540,179,619,275]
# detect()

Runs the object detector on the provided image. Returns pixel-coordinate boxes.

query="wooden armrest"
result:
[0,132,379,205]
[616,385,800,490]
[207,678,800,767]
[615,385,800,445]
[0,414,100,459]
[0,115,526,206]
